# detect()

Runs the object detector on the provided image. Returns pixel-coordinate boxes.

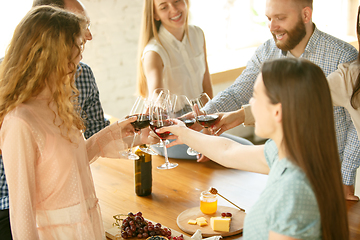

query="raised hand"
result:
[211,109,245,136]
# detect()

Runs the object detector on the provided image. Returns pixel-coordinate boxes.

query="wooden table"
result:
[91,155,360,239]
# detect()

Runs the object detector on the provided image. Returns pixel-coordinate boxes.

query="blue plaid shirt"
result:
[0,62,110,210]
[204,26,360,186]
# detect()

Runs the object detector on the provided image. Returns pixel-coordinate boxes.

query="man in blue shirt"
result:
[0,0,110,239]
[202,0,360,201]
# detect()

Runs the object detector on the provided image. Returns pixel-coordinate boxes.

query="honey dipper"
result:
[209,187,245,212]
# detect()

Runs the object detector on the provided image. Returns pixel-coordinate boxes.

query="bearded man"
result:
[199,0,360,201]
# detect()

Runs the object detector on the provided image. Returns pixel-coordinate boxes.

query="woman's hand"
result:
[140,127,160,145]
[116,116,137,137]
[156,119,187,147]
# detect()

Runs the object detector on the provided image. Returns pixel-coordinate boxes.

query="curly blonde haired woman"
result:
[0,6,137,240]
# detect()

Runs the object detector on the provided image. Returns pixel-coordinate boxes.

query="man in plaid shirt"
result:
[201,0,360,201]
[0,0,109,239]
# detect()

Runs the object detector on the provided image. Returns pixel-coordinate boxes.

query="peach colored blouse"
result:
[0,91,123,240]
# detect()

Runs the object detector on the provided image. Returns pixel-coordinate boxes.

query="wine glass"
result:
[121,97,150,160]
[171,95,198,156]
[149,88,171,147]
[150,94,178,169]
[191,92,220,133]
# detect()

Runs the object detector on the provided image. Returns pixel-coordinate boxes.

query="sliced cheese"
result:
[210,217,231,232]
[196,217,208,227]
[187,219,197,225]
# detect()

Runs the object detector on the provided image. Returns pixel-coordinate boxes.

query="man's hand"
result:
[212,109,245,136]
[344,184,359,201]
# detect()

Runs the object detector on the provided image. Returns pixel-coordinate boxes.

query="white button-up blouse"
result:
[143,24,206,100]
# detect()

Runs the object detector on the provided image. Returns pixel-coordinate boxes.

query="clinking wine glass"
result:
[191,92,220,134]
[150,95,178,169]
[121,97,151,160]
[171,95,198,156]
[149,88,171,147]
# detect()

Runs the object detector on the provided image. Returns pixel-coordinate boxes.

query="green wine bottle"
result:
[134,145,152,196]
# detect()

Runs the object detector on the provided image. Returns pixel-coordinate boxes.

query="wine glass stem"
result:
[130,131,138,151]
[161,139,170,165]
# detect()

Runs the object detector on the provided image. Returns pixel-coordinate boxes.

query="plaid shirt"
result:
[0,62,110,210]
[204,26,360,186]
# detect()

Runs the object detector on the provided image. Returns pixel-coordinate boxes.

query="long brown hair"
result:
[136,0,190,98]
[350,6,360,109]
[262,58,348,240]
[0,6,86,141]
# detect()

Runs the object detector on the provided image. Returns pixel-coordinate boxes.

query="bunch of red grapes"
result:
[120,212,172,239]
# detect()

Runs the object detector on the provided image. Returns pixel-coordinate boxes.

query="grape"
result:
[142,232,149,238]
[121,232,128,239]
[128,212,135,217]
[221,212,233,217]
[137,233,143,238]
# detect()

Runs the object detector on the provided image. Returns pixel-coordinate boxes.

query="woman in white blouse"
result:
[136,0,213,100]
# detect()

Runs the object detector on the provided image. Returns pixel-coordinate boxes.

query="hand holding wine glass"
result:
[150,93,178,169]
[121,97,150,160]
[171,95,198,156]
[191,93,220,132]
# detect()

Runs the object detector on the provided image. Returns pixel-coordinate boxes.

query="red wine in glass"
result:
[128,114,150,131]
[178,117,196,127]
[196,114,219,128]
[150,119,173,140]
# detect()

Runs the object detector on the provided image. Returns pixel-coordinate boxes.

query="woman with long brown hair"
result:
[0,6,138,239]
[159,58,348,239]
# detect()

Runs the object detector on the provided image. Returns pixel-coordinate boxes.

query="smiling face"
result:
[265,0,306,51]
[153,0,187,38]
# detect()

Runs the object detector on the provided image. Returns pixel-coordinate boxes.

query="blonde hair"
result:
[0,6,86,141]
[136,0,190,98]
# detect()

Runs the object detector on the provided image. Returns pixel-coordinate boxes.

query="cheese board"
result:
[176,206,246,237]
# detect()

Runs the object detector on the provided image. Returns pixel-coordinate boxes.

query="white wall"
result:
[81,0,143,119]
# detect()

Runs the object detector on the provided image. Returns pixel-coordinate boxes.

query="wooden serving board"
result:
[106,222,191,240]
[176,206,246,237]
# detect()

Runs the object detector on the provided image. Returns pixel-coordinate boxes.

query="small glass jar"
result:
[200,191,218,214]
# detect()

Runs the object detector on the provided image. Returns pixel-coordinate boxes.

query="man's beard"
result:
[272,17,306,51]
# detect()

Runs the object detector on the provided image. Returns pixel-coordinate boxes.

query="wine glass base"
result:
[120,152,139,160]
[139,146,158,155]
[157,162,178,170]
[187,147,199,156]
